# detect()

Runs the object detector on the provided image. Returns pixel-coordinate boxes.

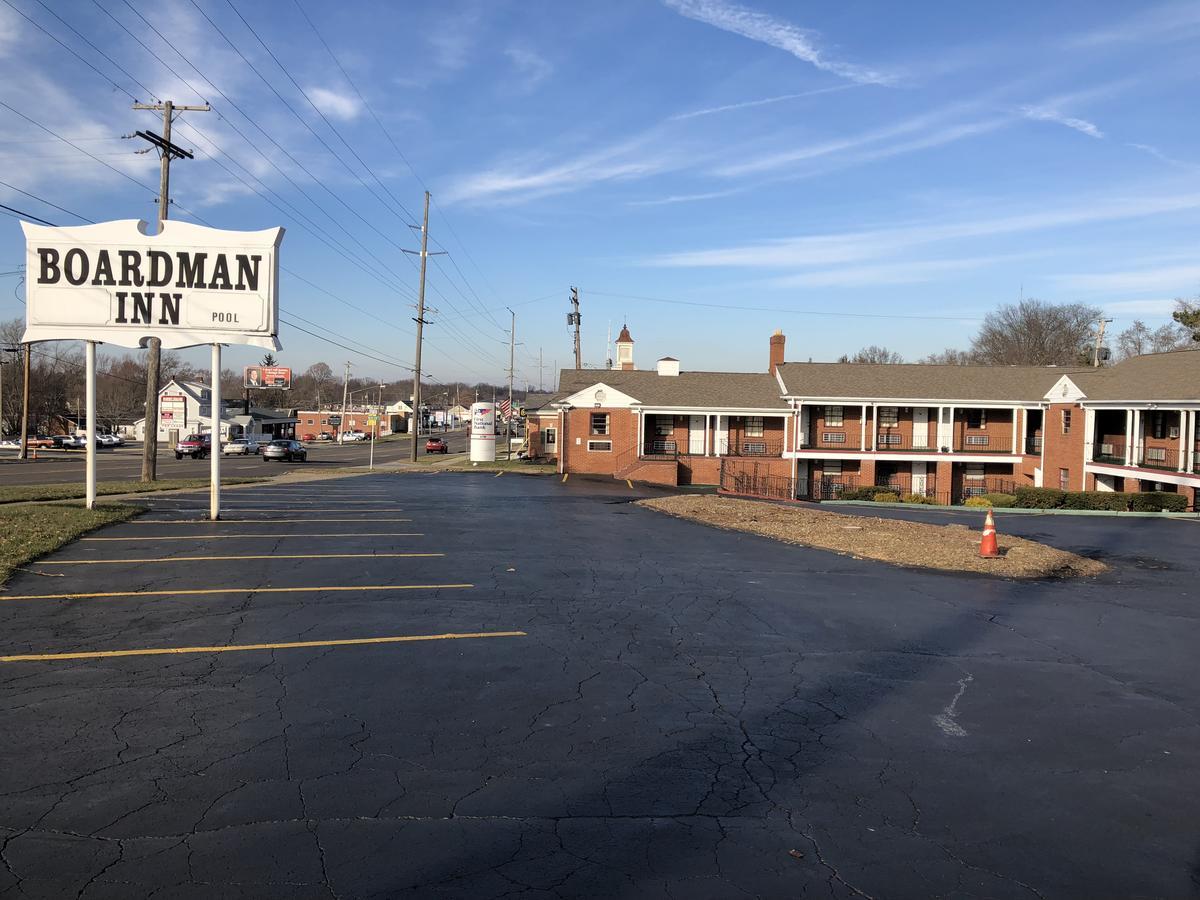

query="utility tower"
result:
[568,286,581,369]
[1093,317,1114,367]
[133,99,209,481]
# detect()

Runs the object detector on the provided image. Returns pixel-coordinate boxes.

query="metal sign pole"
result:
[210,343,221,520]
[85,341,97,509]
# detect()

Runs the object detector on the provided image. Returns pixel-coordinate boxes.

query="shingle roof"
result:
[1070,348,1200,401]
[522,391,558,412]
[774,361,1088,403]
[551,368,788,410]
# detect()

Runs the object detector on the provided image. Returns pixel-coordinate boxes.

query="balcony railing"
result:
[1138,446,1180,471]
[872,432,935,452]
[1024,435,1043,455]
[952,435,1012,453]
[718,438,784,457]
[802,432,863,450]
[1092,442,1126,465]
[642,439,679,458]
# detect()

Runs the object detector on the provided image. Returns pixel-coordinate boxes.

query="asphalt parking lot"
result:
[0,474,1198,897]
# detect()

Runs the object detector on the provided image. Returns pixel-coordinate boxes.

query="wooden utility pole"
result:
[409,192,430,462]
[1093,316,1113,367]
[569,286,581,369]
[133,99,209,481]
[339,361,351,441]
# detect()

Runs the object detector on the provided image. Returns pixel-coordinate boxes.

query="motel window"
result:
[654,415,673,437]
[965,463,985,481]
[306,418,314,425]
[878,406,898,428]
[1152,412,1165,440]
[745,416,764,437]
[825,406,844,426]
[1145,447,1166,463]
[590,413,609,435]
[587,440,612,452]
[1059,467,1070,490]
[1061,410,1072,434]
[822,432,847,444]
[544,427,557,447]
[823,461,842,476]
[966,409,987,429]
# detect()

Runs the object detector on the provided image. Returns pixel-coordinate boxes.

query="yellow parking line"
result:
[46,552,444,566]
[562,473,568,482]
[130,518,413,524]
[82,533,424,541]
[494,471,504,477]
[626,479,633,488]
[0,584,473,602]
[0,630,527,663]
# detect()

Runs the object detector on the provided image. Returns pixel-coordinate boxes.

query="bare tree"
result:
[304,361,334,407]
[839,345,904,364]
[920,348,977,365]
[969,299,1101,366]
[1116,320,1152,360]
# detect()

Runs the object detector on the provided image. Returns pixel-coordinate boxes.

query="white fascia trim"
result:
[784,451,1019,464]
[635,406,791,415]
[1081,401,1200,410]
[780,396,1028,407]
[1086,463,1200,486]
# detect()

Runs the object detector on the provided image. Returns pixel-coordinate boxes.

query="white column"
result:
[1180,412,1190,475]
[1019,407,1028,454]
[797,402,804,448]
[1129,409,1140,466]
[210,343,222,521]
[716,415,726,456]
[1083,408,1095,466]
[1124,410,1134,465]
[1010,408,1019,455]
[85,341,97,510]
[637,410,644,457]
[859,404,867,450]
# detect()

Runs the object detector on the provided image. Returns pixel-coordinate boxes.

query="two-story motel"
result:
[525,327,1200,508]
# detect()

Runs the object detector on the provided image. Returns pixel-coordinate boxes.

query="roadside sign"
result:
[329,415,342,426]
[244,365,292,389]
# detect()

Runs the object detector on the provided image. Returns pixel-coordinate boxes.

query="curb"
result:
[825,500,1200,518]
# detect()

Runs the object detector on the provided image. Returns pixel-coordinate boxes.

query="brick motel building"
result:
[525,327,1200,509]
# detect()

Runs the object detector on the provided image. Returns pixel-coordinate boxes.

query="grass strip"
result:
[0,503,140,586]
[640,494,1108,580]
[0,477,267,504]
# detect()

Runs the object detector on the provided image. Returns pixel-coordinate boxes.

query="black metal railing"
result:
[643,439,679,457]
[718,438,784,457]
[872,432,935,452]
[802,432,863,450]
[720,464,793,500]
[1024,435,1043,455]
[1092,442,1126,465]
[953,435,1012,453]
[1138,446,1179,471]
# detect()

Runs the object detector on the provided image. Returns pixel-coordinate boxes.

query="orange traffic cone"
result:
[979,508,1000,558]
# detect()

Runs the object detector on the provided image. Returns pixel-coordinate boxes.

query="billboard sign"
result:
[21,219,283,350]
[244,365,291,389]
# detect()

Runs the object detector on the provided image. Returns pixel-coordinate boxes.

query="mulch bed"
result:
[639,494,1107,579]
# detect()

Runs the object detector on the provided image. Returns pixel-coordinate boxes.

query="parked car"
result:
[339,430,367,443]
[425,437,449,454]
[262,439,307,463]
[27,435,56,449]
[222,438,261,456]
[175,433,212,459]
[301,433,316,442]
[314,432,334,442]
[0,437,18,448]
[97,433,120,447]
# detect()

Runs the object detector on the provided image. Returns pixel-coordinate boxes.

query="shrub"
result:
[1012,487,1066,509]
[902,493,939,505]
[1129,491,1188,512]
[979,492,1017,508]
[872,491,900,503]
[839,487,879,501]
[1061,491,1129,511]
[963,496,992,508]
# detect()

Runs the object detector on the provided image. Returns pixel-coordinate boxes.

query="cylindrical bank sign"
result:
[21,218,283,350]
[470,402,496,463]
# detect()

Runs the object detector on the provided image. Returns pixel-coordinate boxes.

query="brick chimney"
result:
[769,330,786,376]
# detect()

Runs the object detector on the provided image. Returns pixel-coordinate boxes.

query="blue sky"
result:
[1,0,1199,387]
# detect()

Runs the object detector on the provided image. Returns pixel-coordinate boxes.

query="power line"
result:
[0,202,55,226]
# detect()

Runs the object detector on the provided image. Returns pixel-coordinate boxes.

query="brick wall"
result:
[679,456,721,485]
[560,407,637,476]
[526,413,558,460]
[1042,403,1086,491]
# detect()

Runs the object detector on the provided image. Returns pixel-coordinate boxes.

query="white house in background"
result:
[132,379,296,443]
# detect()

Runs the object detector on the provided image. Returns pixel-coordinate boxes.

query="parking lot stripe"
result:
[0,584,474,601]
[627,479,633,488]
[130,518,414,524]
[82,533,425,541]
[562,474,568,482]
[0,630,527,663]
[46,552,444,566]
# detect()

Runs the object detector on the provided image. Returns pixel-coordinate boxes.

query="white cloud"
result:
[646,190,1200,269]
[1066,3,1200,48]
[1052,263,1200,294]
[0,4,20,59]
[627,189,741,207]
[767,255,1029,288]
[1099,298,1186,316]
[307,86,362,121]
[1020,104,1104,139]
[504,46,552,90]
[669,84,860,121]
[662,0,894,85]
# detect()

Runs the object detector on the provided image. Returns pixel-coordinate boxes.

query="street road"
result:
[0,474,1196,897]
[0,428,471,486]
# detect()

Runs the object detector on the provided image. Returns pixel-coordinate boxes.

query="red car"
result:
[425,437,448,454]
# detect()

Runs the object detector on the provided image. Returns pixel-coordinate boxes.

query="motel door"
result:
[912,407,928,449]
[911,461,928,494]
[689,415,705,455]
